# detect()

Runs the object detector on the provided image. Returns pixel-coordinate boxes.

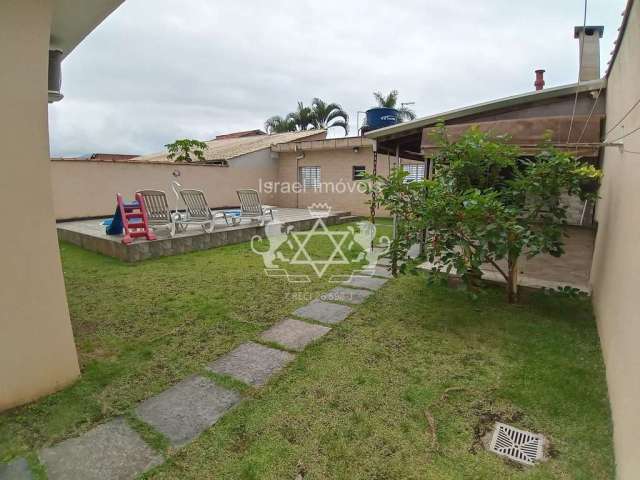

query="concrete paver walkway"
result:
[321,287,373,304]
[0,458,31,480]
[8,251,397,479]
[260,318,331,351]
[342,276,388,291]
[207,342,295,386]
[38,418,162,480]
[293,300,353,324]
[135,375,241,447]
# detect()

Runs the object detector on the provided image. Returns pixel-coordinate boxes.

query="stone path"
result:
[4,257,394,479]
[207,342,295,387]
[342,275,388,291]
[260,319,331,351]
[135,375,241,447]
[292,300,353,324]
[320,287,373,304]
[0,458,31,480]
[38,418,162,480]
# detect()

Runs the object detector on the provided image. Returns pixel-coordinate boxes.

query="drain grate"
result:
[488,422,544,466]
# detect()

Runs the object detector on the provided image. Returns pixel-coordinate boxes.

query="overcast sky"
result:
[49,0,627,157]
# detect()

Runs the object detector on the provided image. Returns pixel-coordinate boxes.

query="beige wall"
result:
[51,151,278,219]
[275,147,417,216]
[0,0,80,411]
[590,1,640,478]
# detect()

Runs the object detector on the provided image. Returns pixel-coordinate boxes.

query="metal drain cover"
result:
[488,422,545,465]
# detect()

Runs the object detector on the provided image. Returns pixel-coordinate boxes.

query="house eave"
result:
[365,79,607,141]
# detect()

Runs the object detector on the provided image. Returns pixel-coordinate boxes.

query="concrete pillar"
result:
[0,0,80,411]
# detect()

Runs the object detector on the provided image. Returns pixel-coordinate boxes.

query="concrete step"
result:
[337,215,363,223]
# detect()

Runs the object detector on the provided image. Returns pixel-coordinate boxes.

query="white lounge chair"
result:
[136,190,177,236]
[179,189,228,232]
[236,189,274,225]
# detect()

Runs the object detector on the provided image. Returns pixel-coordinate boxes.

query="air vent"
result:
[488,422,544,466]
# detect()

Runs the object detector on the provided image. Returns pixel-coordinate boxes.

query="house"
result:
[366,7,640,476]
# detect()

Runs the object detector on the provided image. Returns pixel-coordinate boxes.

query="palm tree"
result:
[264,115,296,134]
[311,97,349,135]
[286,102,315,131]
[373,90,416,122]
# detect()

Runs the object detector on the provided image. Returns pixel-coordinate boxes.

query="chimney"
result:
[574,25,604,81]
[534,69,545,91]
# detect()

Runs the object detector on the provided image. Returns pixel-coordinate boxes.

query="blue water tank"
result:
[365,107,399,130]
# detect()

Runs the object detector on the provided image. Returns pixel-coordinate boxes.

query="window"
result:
[403,163,426,182]
[299,166,321,188]
[352,165,366,180]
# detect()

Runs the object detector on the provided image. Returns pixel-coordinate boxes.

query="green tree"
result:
[264,115,296,134]
[373,90,416,121]
[367,125,601,303]
[311,97,349,134]
[165,139,208,163]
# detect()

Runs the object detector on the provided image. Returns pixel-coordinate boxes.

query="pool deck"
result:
[57,208,354,262]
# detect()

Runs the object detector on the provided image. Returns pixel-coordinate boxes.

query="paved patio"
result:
[56,207,352,262]
[420,226,595,292]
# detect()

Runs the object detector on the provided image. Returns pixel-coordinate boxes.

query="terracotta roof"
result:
[131,130,327,163]
[606,0,635,77]
[214,129,266,140]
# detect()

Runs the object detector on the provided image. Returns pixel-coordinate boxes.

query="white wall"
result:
[51,152,278,220]
[590,1,640,477]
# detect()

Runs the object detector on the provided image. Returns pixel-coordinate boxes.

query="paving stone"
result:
[372,265,393,278]
[377,257,406,267]
[135,375,241,447]
[260,319,331,351]
[39,418,162,480]
[207,342,295,386]
[342,276,388,291]
[293,300,353,324]
[0,458,31,480]
[320,287,373,305]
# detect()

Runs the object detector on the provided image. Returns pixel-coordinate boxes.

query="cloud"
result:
[49,0,626,157]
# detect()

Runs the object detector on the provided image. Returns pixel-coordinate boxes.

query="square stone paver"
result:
[207,342,295,387]
[260,319,331,351]
[0,458,31,480]
[135,375,241,447]
[372,265,393,279]
[342,276,388,291]
[320,287,373,305]
[39,418,162,480]
[293,300,353,324]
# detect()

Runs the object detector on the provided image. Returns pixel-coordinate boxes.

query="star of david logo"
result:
[289,217,350,277]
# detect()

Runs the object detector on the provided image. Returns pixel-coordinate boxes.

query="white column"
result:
[0,0,80,411]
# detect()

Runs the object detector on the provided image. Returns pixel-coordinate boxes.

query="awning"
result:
[421,115,603,157]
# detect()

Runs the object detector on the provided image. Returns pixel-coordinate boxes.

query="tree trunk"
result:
[507,255,519,303]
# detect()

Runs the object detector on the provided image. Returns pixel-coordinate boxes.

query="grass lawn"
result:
[0,220,614,479]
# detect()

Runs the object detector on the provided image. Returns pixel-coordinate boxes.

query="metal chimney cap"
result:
[574,26,604,38]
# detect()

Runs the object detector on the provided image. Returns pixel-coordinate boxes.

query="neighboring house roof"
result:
[272,136,374,153]
[132,129,327,163]
[214,129,266,140]
[364,79,606,140]
[51,153,139,162]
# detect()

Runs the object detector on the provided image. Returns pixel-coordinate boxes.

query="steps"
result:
[118,192,156,244]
